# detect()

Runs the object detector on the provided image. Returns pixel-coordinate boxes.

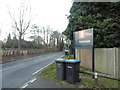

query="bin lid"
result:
[65,59,81,63]
[55,58,66,62]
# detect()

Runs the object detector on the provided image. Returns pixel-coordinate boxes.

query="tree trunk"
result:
[54,38,55,48]
[18,33,22,50]
[47,34,48,46]
[57,38,59,49]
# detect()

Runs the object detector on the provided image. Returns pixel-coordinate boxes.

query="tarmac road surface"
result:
[1,52,64,88]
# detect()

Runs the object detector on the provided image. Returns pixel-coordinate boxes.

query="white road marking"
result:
[0,64,25,71]
[19,77,36,88]
[32,61,54,75]
[19,54,63,88]
[32,55,64,75]
[30,78,36,83]
[21,83,28,88]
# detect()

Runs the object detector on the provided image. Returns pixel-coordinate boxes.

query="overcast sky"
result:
[0,0,72,41]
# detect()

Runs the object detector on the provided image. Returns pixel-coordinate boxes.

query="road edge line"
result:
[19,54,64,89]
[32,55,64,75]
[32,61,54,75]
[19,77,37,89]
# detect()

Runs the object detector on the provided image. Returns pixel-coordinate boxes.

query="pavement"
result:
[24,76,70,88]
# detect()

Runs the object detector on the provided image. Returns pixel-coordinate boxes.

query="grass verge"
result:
[39,55,119,88]
[39,62,75,88]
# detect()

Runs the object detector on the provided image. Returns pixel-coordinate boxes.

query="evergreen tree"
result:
[12,35,18,48]
[63,2,120,48]
[6,33,12,48]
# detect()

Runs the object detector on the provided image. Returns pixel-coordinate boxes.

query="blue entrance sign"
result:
[73,28,93,49]
[73,28,95,79]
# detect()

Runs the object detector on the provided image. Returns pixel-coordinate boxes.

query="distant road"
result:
[1,52,64,88]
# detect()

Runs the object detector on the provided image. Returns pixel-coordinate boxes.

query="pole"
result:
[92,46,95,79]
[73,42,75,59]
[92,28,95,79]
[73,32,75,59]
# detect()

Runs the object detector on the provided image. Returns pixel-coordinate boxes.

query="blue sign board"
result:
[73,28,93,49]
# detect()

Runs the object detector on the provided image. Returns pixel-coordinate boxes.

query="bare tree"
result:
[49,31,59,48]
[31,24,38,41]
[42,27,46,46]
[42,26,54,48]
[8,1,33,50]
[30,24,44,46]
[46,26,52,46]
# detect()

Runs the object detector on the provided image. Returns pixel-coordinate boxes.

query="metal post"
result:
[74,48,75,59]
[92,46,95,79]
[92,28,95,79]
[73,32,76,59]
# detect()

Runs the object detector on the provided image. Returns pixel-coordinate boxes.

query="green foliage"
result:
[20,40,44,49]
[39,63,57,81]
[62,55,74,59]
[2,28,64,50]
[63,2,120,48]
[2,34,44,49]
[6,33,12,48]
[57,42,64,51]
[39,63,119,88]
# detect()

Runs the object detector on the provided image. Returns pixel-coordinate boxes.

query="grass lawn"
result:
[39,55,119,88]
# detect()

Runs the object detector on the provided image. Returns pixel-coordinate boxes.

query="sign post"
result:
[66,39,71,56]
[92,29,95,79]
[66,39,71,47]
[73,28,95,79]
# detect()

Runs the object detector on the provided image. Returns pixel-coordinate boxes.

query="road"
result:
[1,52,64,88]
